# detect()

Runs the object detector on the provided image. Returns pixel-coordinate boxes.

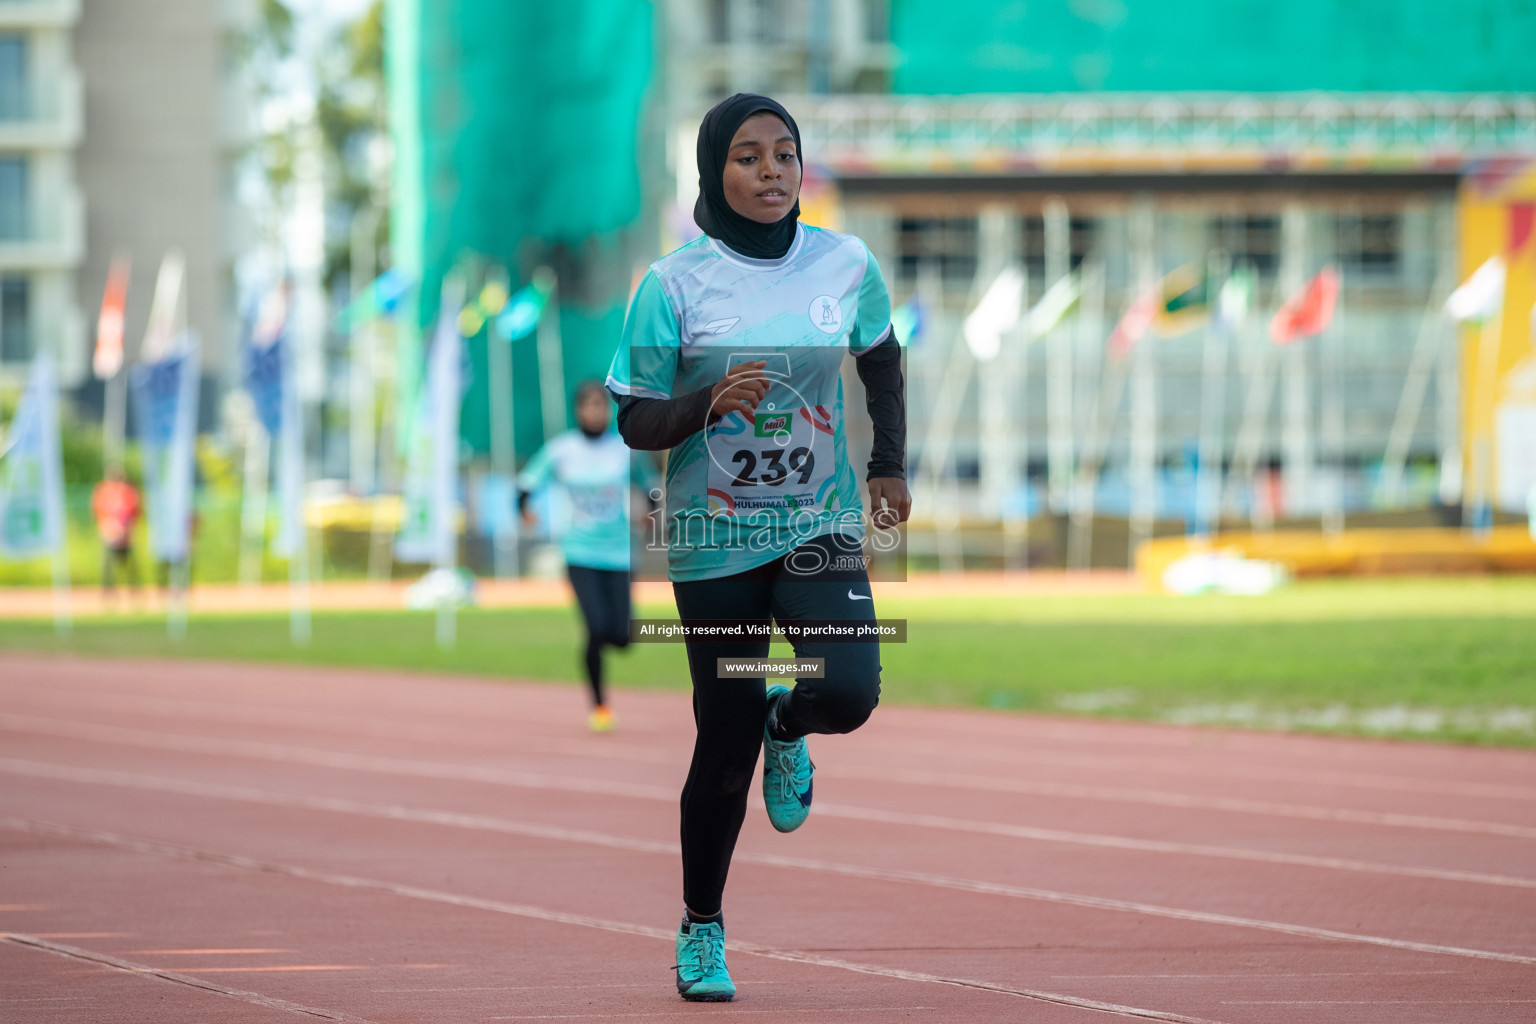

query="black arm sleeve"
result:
[611,385,718,452]
[856,335,906,481]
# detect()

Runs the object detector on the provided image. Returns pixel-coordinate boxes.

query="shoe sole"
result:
[680,992,735,1002]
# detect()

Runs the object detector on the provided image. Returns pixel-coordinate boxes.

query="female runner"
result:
[518,380,653,732]
[606,93,910,1001]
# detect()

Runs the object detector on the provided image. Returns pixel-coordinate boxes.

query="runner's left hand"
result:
[867,477,910,530]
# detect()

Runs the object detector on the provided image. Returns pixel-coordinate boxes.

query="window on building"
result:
[896,216,977,283]
[862,0,889,42]
[1021,215,1097,281]
[703,0,729,44]
[0,36,24,122]
[0,157,26,240]
[1337,213,1402,279]
[0,276,29,362]
[1210,214,1281,278]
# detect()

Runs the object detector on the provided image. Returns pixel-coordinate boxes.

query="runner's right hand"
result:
[709,360,770,420]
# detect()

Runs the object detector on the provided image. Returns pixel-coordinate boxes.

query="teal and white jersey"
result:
[517,429,641,572]
[607,224,893,582]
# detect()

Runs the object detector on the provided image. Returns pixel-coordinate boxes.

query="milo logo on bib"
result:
[754,412,792,438]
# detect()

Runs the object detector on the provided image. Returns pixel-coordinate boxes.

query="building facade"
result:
[0,0,242,409]
[0,0,84,381]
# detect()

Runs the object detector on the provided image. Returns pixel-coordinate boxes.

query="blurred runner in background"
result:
[519,380,656,732]
[92,469,141,605]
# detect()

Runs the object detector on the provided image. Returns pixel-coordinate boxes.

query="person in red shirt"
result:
[92,469,141,600]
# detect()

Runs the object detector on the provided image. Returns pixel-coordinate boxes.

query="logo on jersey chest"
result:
[809,295,843,334]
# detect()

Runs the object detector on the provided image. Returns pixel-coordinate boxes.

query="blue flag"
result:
[131,335,200,562]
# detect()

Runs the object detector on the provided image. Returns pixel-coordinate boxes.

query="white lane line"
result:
[10,686,1535,802]
[836,765,1536,839]
[4,751,1533,894]
[1,820,1230,1024]
[0,933,380,1023]
[728,851,1536,965]
[859,735,1536,804]
[10,713,1533,839]
[1223,1000,1536,1005]
[812,801,1536,890]
[6,757,1536,969]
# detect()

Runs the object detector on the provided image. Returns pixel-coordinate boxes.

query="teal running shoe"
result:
[674,916,734,1001]
[762,684,814,833]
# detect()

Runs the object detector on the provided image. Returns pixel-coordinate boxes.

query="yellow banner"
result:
[1457,161,1536,515]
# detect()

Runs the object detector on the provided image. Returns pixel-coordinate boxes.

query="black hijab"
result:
[693,93,802,260]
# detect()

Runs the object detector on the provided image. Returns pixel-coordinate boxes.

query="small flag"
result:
[478,277,510,317]
[963,265,1026,362]
[242,283,290,439]
[139,251,185,365]
[1269,267,1341,345]
[1023,272,1081,341]
[1107,290,1157,360]
[1151,263,1213,338]
[1444,257,1507,325]
[492,282,550,342]
[334,268,415,333]
[93,257,130,380]
[1215,265,1255,334]
[1510,204,1535,257]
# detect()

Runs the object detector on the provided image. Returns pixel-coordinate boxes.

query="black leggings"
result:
[567,565,631,707]
[671,534,882,916]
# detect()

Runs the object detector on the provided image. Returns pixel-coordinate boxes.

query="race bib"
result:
[706,405,837,517]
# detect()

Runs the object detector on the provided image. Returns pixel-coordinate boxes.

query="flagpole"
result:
[1435,252,1463,510]
[1194,252,1227,540]
[1469,306,1505,537]
[1127,199,1157,567]
[975,205,1015,532]
[165,336,199,643]
[1044,198,1074,516]
[276,289,311,647]
[1380,267,1453,506]
[366,378,398,583]
[1320,268,1345,537]
[1066,263,1113,570]
[488,276,519,580]
[924,312,974,576]
[435,276,465,650]
[1225,314,1276,528]
[44,354,71,637]
[1278,204,1311,526]
[238,421,269,587]
[1067,341,1125,570]
[349,205,380,497]
[534,266,566,443]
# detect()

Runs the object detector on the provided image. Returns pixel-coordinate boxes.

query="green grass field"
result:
[3,576,1533,747]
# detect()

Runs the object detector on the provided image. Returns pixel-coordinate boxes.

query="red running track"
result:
[1,652,1533,1023]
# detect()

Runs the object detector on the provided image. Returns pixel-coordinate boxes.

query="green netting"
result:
[891,0,1536,94]
[387,0,653,457]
